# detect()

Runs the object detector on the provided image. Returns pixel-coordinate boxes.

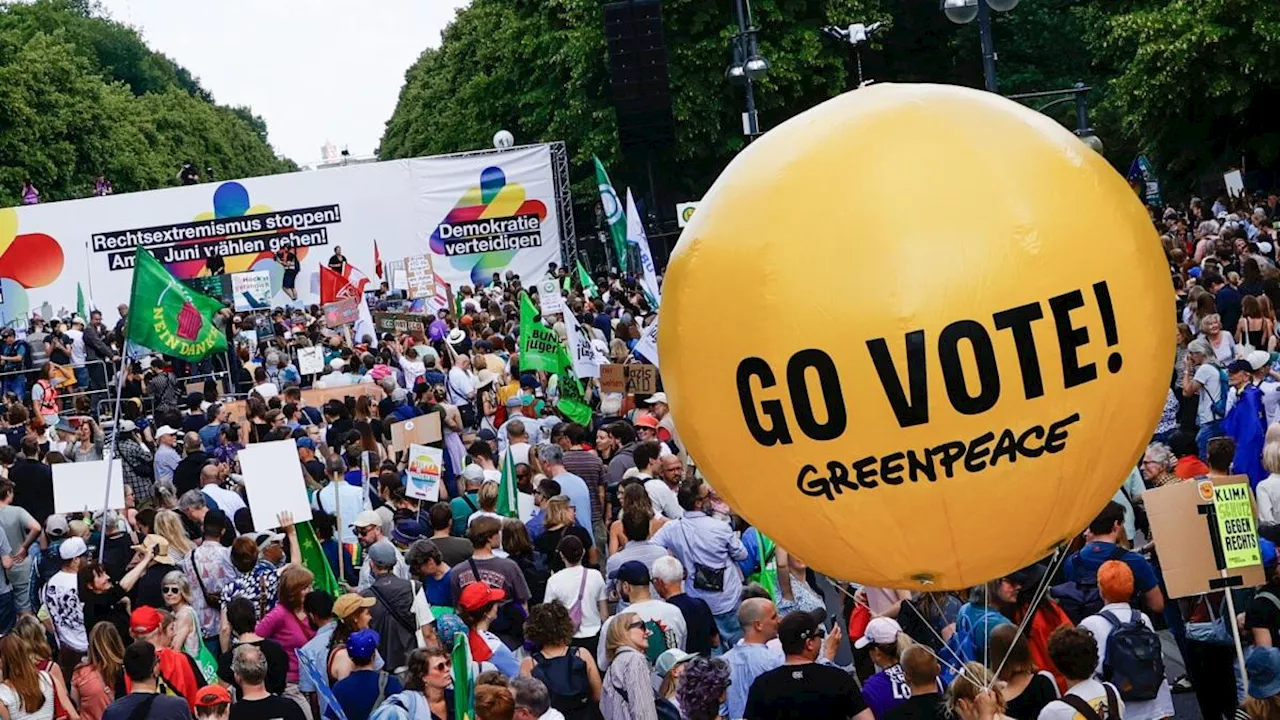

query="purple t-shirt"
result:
[862,665,911,718]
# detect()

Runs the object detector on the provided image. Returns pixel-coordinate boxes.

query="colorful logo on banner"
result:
[429,167,548,286]
[0,208,64,321]
[162,182,311,291]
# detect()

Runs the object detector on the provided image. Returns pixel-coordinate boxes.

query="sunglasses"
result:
[627,621,648,632]
[802,627,827,641]
[162,587,182,595]
[431,661,451,673]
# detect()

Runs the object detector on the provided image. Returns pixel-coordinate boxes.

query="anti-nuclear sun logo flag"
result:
[127,247,227,360]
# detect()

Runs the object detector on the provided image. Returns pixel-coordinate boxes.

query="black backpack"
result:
[1051,545,1127,624]
[1100,609,1165,701]
[531,650,592,720]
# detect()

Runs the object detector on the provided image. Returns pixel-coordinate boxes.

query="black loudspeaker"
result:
[603,0,675,150]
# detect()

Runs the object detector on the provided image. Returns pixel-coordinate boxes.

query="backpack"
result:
[1208,366,1232,418]
[369,690,424,720]
[531,651,592,716]
[941,605,1009,684]
[1099,609,1165,701]
[1051,545,1128,624]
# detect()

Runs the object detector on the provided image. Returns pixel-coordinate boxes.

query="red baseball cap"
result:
[635,414,659,429]
[195,685,231,707]
[458,582,507,612]
[130,606,163,636]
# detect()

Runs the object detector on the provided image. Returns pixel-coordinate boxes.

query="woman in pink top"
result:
[71,623,127,720]
[256,565,316,687]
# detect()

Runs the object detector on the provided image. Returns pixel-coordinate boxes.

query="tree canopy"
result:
[382,0,1280,209]
[0,0,293,206]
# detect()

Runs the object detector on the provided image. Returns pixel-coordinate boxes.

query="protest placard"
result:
[600,363,658,395]
[537,277,565,316]
[390,413,443,452]
[1214,482,1262,569]
[405,444,444,501]
[405,254,436,300]
[374,312,427,335]
[54,459,125,514]
[232,270,272,311]
[1145,474,1265,598]
[324,298,361,328]
[239,440,313,531]
[297,346,325,375]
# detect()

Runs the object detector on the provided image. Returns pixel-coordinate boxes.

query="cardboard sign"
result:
[1214,482,1262,569]
[239,440,313,532]
[600,363,658,395]
[538,277,565,316]
[390,412,443,452]
[405,444,444,501]
[54,459,126,514]
[297,346,325,375]
[1145,474,1265,598]
[374,312,427,335]
[405,254,436,300]
[324,298,361,328]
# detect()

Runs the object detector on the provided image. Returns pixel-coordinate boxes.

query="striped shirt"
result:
[562,448,606,526]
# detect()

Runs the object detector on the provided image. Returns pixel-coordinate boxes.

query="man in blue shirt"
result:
[332,629,403,720]
[0,329,26,398]
[1064,500,1165,614]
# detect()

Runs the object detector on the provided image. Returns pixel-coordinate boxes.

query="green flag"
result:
[517,293,594,425]
[127,248,227,360]
[518,292,564,373]
[748,530,779,601]
[594,156,629,273]
[76,282,87,320]
[294,520,340,597]
[576,260,599,299]
[452,632,475,720]
[497,447,519,518]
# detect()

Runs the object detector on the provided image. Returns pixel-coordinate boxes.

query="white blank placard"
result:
[54,460,125,514]
[239,440,313,531]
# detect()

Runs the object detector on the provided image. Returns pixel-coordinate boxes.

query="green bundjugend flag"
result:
[127,248,227,360]
[576,260,599,299]
[594,156,629,273]
[497,447,519,519]
[518,293,593,426]
[294,520,340,598]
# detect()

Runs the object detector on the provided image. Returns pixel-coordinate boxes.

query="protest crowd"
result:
[7,190,1280,720]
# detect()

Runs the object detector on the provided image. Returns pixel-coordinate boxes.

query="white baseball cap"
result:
[854,616,903,649]
[352,510,382,529]
[643,392,668,405]
[59,536,88,560]
[155,425,179,439]
[1248,350,1272,371]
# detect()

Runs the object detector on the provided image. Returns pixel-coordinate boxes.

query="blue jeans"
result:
[74,366,90,390]
[2,374,24,399]
[714,610,743,651]
[1197,420,1224,458]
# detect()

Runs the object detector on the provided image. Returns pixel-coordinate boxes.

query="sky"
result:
[96,0,470,165]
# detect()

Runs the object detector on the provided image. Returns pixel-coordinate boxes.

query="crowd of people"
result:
[6,191,1280,720]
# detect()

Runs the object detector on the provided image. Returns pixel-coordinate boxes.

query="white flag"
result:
[564,310,605,378]
[634,319,660,368]
[625,189,662,309]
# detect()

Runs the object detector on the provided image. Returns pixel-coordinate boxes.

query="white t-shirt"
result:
[596,598,686,672]
[0,671,54,719]
[1261,378,1280,427]
[412,584,435,648]
[1037,679,1125,720]
[203,485,247,520]
[643,478,683,520]
[64,328,86,365]
[1077,605,1174,720]
[544,566,606,638]
[253,382,280,400]
[508,442,531,468]
[1194,363,1224,426]
[43,571,87,651]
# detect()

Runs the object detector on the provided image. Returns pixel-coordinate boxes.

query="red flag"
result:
[373,240,383,279]
[320,264,369,304]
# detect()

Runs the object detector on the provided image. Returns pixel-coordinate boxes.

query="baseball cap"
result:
[457,582,507,612]
[333,593,376,620]
[643,392,668,405]
[254,531,285,549]
[1229,359,1254,374]
[367,540,398,567]
[130,606,164,636]
[1249,350,1273,371]
[392,520,424,546]
[461,466,485,485]
[45,515,70,538]
[477,428,497,442]
[616,560,651,586]
[778,610,825,649]
[855,617,903,649]
[116,419,137,433]
[435,613,467,649]
[653,648,695,678]
[194,685,232,707]
[295,436,315,451]
[347,629,381,661]
[634,415,659,429]
[155,425,179,439]
[353,510,382,529]
[330,358,346,371]
[59,536,87,560]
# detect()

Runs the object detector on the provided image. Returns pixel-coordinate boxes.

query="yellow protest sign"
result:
[1214,483,1261,570]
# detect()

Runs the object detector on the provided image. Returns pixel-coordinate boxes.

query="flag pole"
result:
[97,249,142,564]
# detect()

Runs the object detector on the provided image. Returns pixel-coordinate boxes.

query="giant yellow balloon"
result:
[659,84,1173,591]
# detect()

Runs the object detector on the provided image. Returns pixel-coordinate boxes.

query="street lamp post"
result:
[1006,83,1104,154]
[942,0,1019,93]
[727,0,768,137]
